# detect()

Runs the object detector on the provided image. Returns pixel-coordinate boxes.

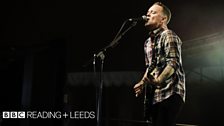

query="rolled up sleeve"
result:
[164,32,182,71]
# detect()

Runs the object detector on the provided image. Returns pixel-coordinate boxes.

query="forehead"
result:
[148,4,163,13]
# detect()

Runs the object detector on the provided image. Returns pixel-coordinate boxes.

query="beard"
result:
[145,24,155,31]
[144,23,160,31]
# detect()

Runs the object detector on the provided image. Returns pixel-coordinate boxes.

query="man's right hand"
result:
[133,80,145,97]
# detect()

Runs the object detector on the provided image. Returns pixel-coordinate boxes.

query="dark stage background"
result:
[1,0,224,126]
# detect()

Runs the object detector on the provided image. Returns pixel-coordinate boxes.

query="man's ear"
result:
[161,16,168,24]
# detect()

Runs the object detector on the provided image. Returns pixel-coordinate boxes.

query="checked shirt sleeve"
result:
[163,30,182,71]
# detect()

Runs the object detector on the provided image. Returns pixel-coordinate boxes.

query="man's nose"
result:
[146,13,151,17]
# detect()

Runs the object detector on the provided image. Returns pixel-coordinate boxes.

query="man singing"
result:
[133,2,186,126]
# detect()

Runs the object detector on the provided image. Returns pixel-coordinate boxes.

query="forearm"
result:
[156,64,175,85]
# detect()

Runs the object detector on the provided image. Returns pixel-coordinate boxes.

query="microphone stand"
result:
[94,20,138,126]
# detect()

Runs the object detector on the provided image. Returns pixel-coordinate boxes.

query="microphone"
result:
[128,15,148,22]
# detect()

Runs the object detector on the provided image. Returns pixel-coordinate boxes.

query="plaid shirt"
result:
[144,28,186,104]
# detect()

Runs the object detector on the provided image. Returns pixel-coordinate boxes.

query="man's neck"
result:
[149,24,168,35]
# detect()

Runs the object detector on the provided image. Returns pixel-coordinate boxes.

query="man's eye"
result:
[152,11,156,14]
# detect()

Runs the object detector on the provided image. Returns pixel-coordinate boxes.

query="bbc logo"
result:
[2,111,26,119]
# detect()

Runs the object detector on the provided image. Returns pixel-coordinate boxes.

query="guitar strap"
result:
[144,33,157,121]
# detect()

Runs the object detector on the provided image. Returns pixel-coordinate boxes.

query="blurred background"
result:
[1,0,224,126]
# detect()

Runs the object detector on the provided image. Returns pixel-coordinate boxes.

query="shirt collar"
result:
[149,27,165,38]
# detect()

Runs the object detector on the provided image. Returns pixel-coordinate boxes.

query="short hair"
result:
[153,2,171,24]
